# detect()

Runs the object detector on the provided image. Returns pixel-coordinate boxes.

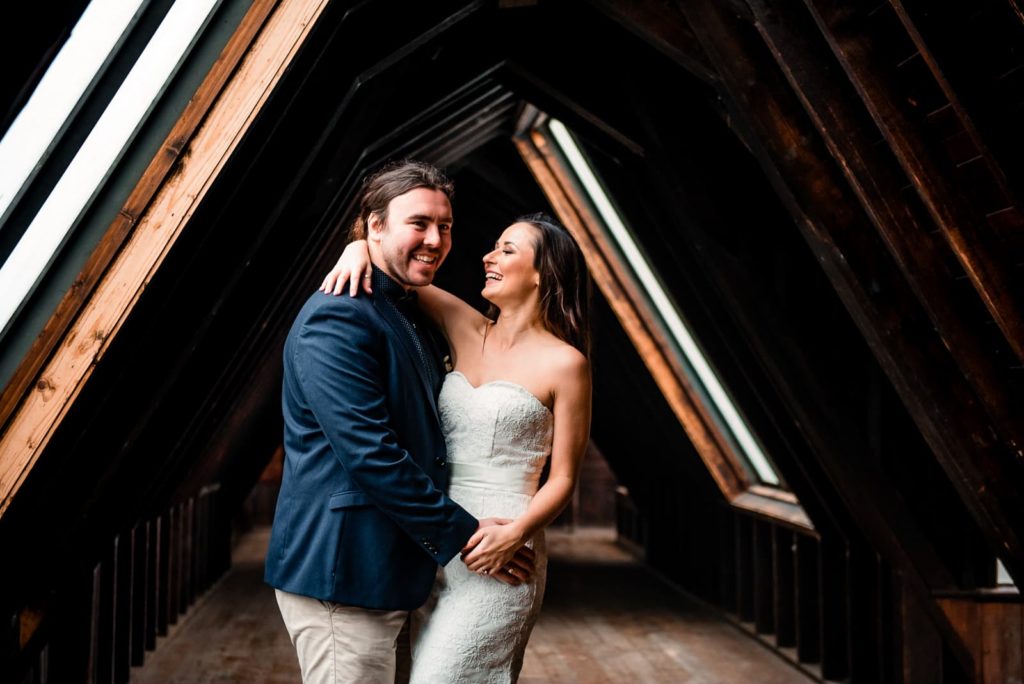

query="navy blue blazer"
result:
[265,288,478,610]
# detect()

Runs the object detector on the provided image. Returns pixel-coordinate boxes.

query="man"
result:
[265,161,530,682]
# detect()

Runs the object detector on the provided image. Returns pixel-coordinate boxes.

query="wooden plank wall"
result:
[939,598,1024,684]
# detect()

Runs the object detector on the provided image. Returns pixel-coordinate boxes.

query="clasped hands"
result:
[464,518,535,586]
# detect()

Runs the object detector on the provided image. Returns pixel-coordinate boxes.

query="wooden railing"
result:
[7,486,230,683]
[615,487,886,683]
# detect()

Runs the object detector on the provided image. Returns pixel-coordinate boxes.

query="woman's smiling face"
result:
[481,222,542,304]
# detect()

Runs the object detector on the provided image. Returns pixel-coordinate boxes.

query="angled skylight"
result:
[0,0,145,223]
[0,0,222,336]
[547,118,782,486]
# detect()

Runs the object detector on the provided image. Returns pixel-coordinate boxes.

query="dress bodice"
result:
[438,371,554,497]
[412,370,552,684]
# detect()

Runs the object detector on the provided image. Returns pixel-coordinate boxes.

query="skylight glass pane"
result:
[548,118,781,485]
[996,559,1015,587]
[0,0,145,221]
[0,0,223,336]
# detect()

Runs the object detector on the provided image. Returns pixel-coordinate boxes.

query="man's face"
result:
[368,187,453,289]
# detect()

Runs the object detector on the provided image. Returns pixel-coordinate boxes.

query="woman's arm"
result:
[321,239,374,297]
[321,240,486,343]
[461,350,592,575]
[416,285,487,346]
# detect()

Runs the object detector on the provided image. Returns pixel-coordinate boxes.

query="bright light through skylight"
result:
[548,118,781,485]
[0,0,145,221]
[0,0,222,336]
[997,558,1016,587]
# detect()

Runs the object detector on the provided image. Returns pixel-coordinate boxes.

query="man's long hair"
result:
[349,160,454,239]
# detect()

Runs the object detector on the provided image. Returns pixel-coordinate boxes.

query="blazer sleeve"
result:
[292,301,478,565]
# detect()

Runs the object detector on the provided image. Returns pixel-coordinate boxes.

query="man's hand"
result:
[461,518,512,554]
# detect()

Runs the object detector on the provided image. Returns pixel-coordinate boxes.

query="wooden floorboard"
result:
[132,527,812,683]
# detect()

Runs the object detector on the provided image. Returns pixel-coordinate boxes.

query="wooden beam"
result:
[581,0,717,83]
[888,0,1022,208]
[745,0,1024,534]
[676,0,997,672]
[682,0,1024,587]
[0,0,281,439]
[802,0,1024,366]
[514,132,749,499]
[0,0,331,517]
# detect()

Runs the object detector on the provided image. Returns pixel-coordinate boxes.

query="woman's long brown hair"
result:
[488,213,592,358]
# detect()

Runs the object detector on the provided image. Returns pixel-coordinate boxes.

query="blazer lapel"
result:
[372,294,440,420]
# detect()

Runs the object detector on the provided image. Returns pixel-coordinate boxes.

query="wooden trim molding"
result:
[731,490,816,535]
[0,0,331,517]
[514,128,750,500]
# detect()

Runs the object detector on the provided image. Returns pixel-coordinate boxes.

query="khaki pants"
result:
[275,589,410,683]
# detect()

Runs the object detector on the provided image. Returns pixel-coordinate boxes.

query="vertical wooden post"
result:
[167,506,179,628]
[753,519,775,635]
[130,522,148,666]
[113,534,131,684]
[897,574,945,683]
[774,528,797,649]
[87,562,102,684]
[155,513,169,638]
[735,515,755,622]
[717,504,737,614]
[182,498,194,610]
[819,537,850,680]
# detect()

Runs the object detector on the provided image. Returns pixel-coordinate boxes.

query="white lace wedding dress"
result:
[410,371,554,684]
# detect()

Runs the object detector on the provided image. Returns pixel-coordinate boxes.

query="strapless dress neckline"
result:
[447,370,551,416]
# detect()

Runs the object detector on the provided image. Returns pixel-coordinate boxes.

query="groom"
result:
[265,161,529,682]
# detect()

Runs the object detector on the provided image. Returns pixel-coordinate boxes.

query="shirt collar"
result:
[372,265,417,308]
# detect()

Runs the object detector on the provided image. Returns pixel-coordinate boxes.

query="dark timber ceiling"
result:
[2,1,1023,680]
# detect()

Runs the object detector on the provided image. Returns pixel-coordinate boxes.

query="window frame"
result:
[514,111,812,531]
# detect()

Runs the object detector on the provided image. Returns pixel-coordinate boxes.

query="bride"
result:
[321,212,592,683]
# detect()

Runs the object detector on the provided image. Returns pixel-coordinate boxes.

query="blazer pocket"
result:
[328,490,371,509]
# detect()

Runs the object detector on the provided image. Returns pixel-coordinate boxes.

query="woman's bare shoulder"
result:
[538,335,589,379]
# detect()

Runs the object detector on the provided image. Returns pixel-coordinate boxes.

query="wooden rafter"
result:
[673,0,1024,673]
[0,0,332,517]
[888,0,1021,207]
[803,0,1024,366]
[678,0,1024,591]
[581,0,717,84]
[745,1,1024,484]
[515,130,749,500]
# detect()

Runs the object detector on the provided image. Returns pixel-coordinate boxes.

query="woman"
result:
[320,213,592,683]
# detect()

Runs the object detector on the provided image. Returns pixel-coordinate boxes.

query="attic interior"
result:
[1,1,1022,682]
